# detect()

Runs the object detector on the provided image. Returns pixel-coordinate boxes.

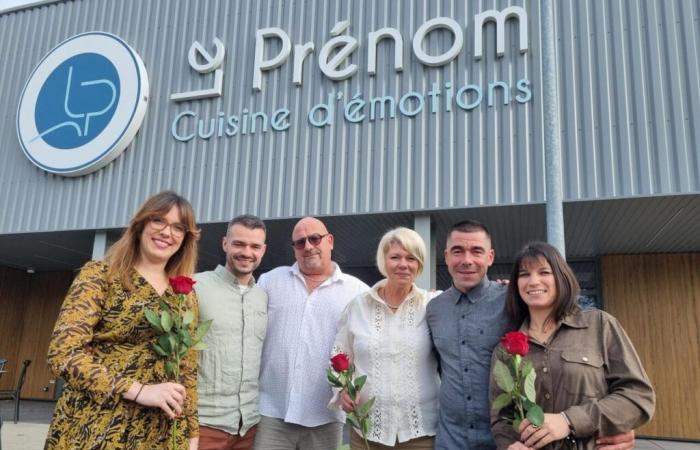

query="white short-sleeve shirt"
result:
[258,262,369,427]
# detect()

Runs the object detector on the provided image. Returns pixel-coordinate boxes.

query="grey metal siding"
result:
[0,0,697,234]
[557,0,700,199]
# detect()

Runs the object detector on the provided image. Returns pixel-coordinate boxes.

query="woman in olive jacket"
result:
[490,242,655,450]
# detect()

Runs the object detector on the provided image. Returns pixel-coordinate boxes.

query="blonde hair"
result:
[105,191,200,289]
[376,227,426,277]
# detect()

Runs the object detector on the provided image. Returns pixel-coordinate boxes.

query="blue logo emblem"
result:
[17,32,149,176]
[34,53,120,149]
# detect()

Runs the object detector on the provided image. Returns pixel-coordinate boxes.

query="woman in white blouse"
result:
[331,227,439,449]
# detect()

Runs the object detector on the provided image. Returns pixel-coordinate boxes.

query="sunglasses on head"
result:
[291,233,329,250]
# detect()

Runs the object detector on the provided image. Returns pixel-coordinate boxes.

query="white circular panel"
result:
[17,32,149,176]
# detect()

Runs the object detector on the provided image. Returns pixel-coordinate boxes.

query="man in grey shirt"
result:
[427,220,635,450]
[194,215,268,450]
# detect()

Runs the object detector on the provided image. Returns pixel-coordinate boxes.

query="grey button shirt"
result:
[426,278,514,450]
[194,265,268,436]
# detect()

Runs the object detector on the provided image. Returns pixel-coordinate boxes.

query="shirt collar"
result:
[518,307,588,334]
[289,261,343,285]
[214,264,255,287]
[453,276,491,304]
[560,308,587,329]
[367,279,419,306]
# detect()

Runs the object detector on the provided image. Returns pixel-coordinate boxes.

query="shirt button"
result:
[543,367,548,373]
[582,356,589,362]
[469,424,474,429]
[464,367,469,372]
[544,393,551,400]
[462,315,466,319]
[461,340,466,345]
[467,396,472,401]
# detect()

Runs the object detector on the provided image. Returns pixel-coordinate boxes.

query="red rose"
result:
[330,353,350,372]
[169,276,196,295]
[501,331,529,356]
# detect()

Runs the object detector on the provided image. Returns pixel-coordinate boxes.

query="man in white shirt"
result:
[253,217,369,450]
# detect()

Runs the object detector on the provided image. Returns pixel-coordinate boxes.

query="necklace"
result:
[379,287,403,310]
[528,322,553,344]
[529,322,552,334]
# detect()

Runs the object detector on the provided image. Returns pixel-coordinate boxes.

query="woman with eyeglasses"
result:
[330,227,440,449]
[46,191,202,450]
[489,242,655,450]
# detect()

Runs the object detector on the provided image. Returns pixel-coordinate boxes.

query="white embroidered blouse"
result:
[330,279,440,446]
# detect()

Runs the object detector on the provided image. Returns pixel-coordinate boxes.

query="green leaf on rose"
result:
[523,369,537,403]
[145,308,163,332]
[168,333,178,354]
[158,334,172,353]
[493,359,514,392]
[164,360,176,378]
[159,300,171,313]
[354,375,367,391]
[521,359,534,377]
[355,396,375,418]
[152,343,168,357]
[178,327,193,347]
[347,380,356,399]
[195,319,213,341]
[346,413,361,429]
[526,404,545,427]
[161,310,173,332]
[492,392,512,411]
[326,371,343,388]
[191,341,207,351]
[182,310,195,326]
[361,418,370,435]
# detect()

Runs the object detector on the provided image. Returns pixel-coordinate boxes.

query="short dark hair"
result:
[448,220,491,241]
[506,241,580,327]
[228,214,266,234]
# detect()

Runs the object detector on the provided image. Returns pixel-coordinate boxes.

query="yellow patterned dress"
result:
[45,260,199,450]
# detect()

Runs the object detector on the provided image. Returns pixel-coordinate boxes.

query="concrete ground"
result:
[1,400,699,449]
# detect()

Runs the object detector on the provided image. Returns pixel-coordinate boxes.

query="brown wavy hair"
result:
[105,191,201,289]
[506,241,580,328]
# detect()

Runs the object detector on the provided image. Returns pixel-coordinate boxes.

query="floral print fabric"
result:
[45,260,199,449]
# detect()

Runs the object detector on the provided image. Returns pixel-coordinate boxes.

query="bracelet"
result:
[560,412,576,438]
[133,384,145,402]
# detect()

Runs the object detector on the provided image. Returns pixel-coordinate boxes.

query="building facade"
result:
[0,0,698,440]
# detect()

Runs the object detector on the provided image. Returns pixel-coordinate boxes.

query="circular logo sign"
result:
[17,32,149,176]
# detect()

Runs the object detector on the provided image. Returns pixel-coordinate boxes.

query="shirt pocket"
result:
[253,309,267,341]
[560,350,606,398]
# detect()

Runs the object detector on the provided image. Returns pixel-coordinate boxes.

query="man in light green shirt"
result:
[194,215,268,450]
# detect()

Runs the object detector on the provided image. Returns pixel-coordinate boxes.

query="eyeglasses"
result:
[149,217,188,238]
[291,233,329,250]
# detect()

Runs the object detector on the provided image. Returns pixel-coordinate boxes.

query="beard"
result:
[229,256,257,275]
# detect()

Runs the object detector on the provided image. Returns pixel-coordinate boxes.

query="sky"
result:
[0,0,45,13]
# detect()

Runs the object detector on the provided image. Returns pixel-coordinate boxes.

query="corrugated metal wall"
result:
[557,0,700,199]
[0,0,697,234]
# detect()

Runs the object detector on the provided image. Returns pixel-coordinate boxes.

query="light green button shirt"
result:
[194,265,268,436]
